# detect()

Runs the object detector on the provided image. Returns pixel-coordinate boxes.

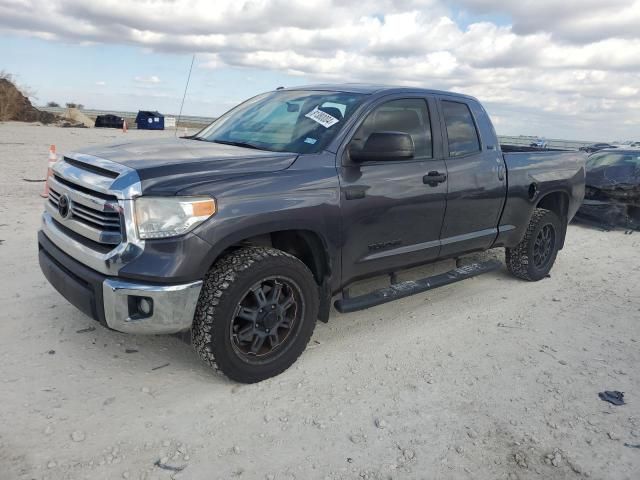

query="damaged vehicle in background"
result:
[574,149,640,230]
[579,143,617,153]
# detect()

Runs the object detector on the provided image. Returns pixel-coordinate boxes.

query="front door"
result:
[338,97,448,286]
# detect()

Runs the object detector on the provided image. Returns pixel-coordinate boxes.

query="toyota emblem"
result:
[58,194,71,218]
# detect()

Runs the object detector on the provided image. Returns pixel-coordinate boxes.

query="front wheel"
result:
[192,247,319,383]
[506,208,562,281]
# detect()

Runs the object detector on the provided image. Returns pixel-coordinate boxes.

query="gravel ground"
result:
[1,122,639,480]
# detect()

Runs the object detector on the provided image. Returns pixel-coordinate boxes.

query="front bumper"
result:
[38,231,202,334]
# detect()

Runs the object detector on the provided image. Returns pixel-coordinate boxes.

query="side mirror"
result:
[350,131,415,162]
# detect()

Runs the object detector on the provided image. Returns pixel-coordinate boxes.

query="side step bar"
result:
[334,259,502,314]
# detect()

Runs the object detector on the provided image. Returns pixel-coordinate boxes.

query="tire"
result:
[192,247,319,383]
[505,208,562,281]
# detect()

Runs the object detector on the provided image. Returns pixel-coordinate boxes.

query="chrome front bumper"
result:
[39,227,202,335]
[103,278,203,334]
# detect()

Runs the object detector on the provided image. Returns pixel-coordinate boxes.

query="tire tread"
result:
[505,208,558,281]
[191,246,317,382]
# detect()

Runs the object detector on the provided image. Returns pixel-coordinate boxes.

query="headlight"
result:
[135,196,216,239]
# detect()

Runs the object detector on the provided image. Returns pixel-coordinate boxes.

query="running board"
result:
[334,259,502,313]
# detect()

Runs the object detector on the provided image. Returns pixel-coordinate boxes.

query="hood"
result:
[75,137,298,193]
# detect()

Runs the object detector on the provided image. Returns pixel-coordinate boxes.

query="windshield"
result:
[587,152,640,169]
[194,90,365,154]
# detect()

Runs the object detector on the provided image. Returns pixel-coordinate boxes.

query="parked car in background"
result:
[575,149,640,230]
[94,114,124,129]
[579,143,617,153]
[529,137,548,149]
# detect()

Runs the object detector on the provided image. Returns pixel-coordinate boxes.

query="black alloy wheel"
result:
[505,208,563,281]
[230,276,303,362]
[532,223,556,269]
[192,247,319,383]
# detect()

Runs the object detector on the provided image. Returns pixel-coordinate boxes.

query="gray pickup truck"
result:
[38,84,585,383]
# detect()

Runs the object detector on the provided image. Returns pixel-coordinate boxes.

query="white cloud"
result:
[95,80,106,86]
[456,0,640,43]
[134,75,161,84]
[1,0,639,138]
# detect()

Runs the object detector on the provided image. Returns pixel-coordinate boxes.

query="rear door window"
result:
[442,101,481,157]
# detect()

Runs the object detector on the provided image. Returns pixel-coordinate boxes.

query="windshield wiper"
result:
[212,139,265,150]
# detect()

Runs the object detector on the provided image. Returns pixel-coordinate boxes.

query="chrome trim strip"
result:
[70,207,120,228]
[42,209,143,275]
[361,228,498,262]
[66,152,133,175]
[44,202,121,244]
[52,153,143,200]
[52,159,116,196]
[49,176,119,212]
[102,278,202,334]
[362,238,440,262]
[439,227,498,246]
[42,154,145,275]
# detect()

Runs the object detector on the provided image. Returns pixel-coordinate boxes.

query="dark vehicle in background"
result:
[38,84,586,383]
[94,114,125,129]
[575,149,640,229]
[579,143,617,153]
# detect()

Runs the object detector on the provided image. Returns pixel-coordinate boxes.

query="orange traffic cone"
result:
[123,119,128,133]
[40,145,57,198]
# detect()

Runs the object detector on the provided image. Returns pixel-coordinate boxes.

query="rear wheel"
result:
[506,208,562,281]
[192,247,319,383]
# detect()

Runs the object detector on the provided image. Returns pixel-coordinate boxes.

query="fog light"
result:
[138,297,153,316]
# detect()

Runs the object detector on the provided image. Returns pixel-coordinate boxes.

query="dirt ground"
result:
[0,122,639,480]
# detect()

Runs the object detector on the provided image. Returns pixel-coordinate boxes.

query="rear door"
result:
[338,96,448,285]
[437,96,507,256]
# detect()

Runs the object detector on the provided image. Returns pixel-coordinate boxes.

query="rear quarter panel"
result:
[496,151,585,247]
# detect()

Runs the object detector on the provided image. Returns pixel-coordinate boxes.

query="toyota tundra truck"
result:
[38,85,585,383]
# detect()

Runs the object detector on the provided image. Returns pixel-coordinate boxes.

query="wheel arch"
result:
[210,229,329,282]
[204,227,334,322]
[535,190,570,248]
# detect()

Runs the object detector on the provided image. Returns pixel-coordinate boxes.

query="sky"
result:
[1,0,639,141]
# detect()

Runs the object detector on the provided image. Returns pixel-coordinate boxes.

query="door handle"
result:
[498,165,506,181]
[423,171,447,186]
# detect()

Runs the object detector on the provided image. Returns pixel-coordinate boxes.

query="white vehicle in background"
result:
[529,137,549,149]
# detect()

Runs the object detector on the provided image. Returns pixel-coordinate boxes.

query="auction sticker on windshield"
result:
[305,107,340,128]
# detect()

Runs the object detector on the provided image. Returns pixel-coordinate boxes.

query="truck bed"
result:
[500,144,573,153]
[494,148,586,248]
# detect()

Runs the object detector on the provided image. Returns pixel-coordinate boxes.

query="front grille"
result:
[46,167,124,246]
[42,153,143,276]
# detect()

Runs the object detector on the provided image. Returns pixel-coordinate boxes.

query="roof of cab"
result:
[279,83,478,101]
